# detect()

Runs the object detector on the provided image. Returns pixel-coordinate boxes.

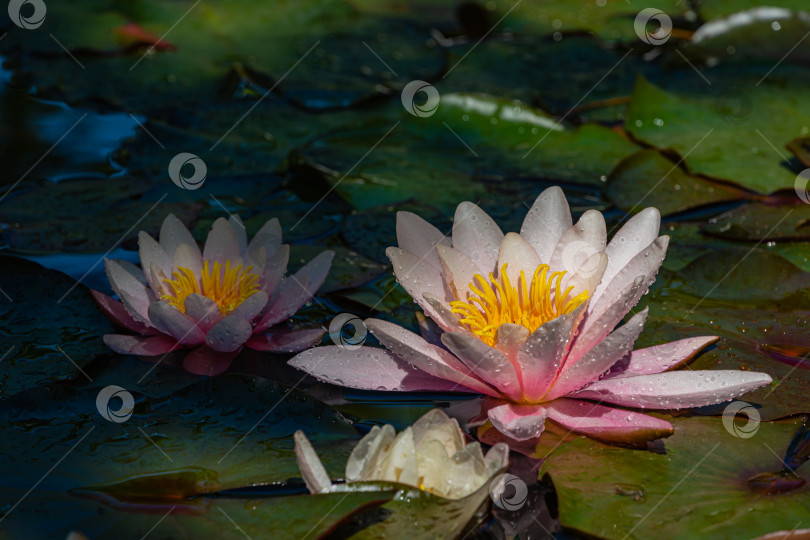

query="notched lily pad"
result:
[701,202,810,241]
[541,417,810,540]
[607,149,750,216]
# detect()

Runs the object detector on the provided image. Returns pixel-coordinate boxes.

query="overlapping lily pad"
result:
[626,74,810,194]
[541,416,810,540]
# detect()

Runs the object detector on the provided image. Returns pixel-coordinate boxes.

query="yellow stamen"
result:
[449,264,589,346]
[161,260,260,315]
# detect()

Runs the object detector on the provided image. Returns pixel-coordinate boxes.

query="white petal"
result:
[396,211,450,270]
[520,186,572,264]
[294,430,332,494]
[452,202,504,274]
[497,232,542,286]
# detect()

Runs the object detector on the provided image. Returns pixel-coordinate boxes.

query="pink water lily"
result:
[93,214,333,376]
[290,187,772,444]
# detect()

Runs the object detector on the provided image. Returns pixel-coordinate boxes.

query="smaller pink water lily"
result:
[290,187,773,445]
[295,409,508,500]
[92,214,333,375]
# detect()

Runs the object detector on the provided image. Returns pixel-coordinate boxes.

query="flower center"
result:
[449,264,589,346]
[161,260,260,315]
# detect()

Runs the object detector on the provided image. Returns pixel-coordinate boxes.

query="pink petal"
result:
[229,215,248,255]
[172,242,202,276]
[105,259,154,324]
[205,315,252,352]
[518,303,586,402]
[259,244,289,294]
[572,370,773,409]
[436,244,479,298]
[203,217,240,264]
[159,214,200,265]
[365,319,500,397]
[547,309,648,400]
[588,235,668,323]
[600,207,660,294]
[548,210,606,279]
[91,290,155,334]
[497,232,541,286]
[246,327,324,353]
[452,202,503,274]
[422,293,465,332]
[247,217,282,258]
[487,402,548,441]
[606,336,719,378]
[138,231,172,293]
[492,323,529,364]
[396,211,450,270]
[565,251,607,298]
[441,332,523,401]
[103,333,179,356]
[256,251,333,330]
[520,186,572,264]
[229,290,268,322]
[288,345,474,392]
[567,275,646,363]
[386,247,453,327]
[147,301,206,344]
[545,398,674,444]
[183,293,222,332]
[183,345,239,376]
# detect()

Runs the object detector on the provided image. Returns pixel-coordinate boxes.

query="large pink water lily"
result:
[93,214,333,376]
[290,187,772,444]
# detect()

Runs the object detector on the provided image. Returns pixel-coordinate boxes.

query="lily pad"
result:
[607,150,751,216]
[296,93,639,213]
[626,75,810,194]
[0,256,113,398]
[541,416,810,540]
[701,202,810,241]
[0,177,199,253]
[0,375,359,496]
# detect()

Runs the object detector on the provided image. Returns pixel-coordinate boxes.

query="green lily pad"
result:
[487,0,691,43]
[0,375,359,495]
[607,150,751,216]
[289,245,387,294]
[0,0,444,114]
[541,416,809,540]
[0,256,114,398]
[626,75,810,194]
[636,254,810,421]
[687,5,810,64]
[700,202,810,241]
[296,93,639,213]
[0,486,394,539]
[0,177,199,253]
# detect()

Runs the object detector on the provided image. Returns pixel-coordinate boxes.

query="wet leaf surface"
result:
[541,416,810,540]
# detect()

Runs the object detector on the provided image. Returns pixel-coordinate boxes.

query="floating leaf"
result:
[541,417,810,540]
